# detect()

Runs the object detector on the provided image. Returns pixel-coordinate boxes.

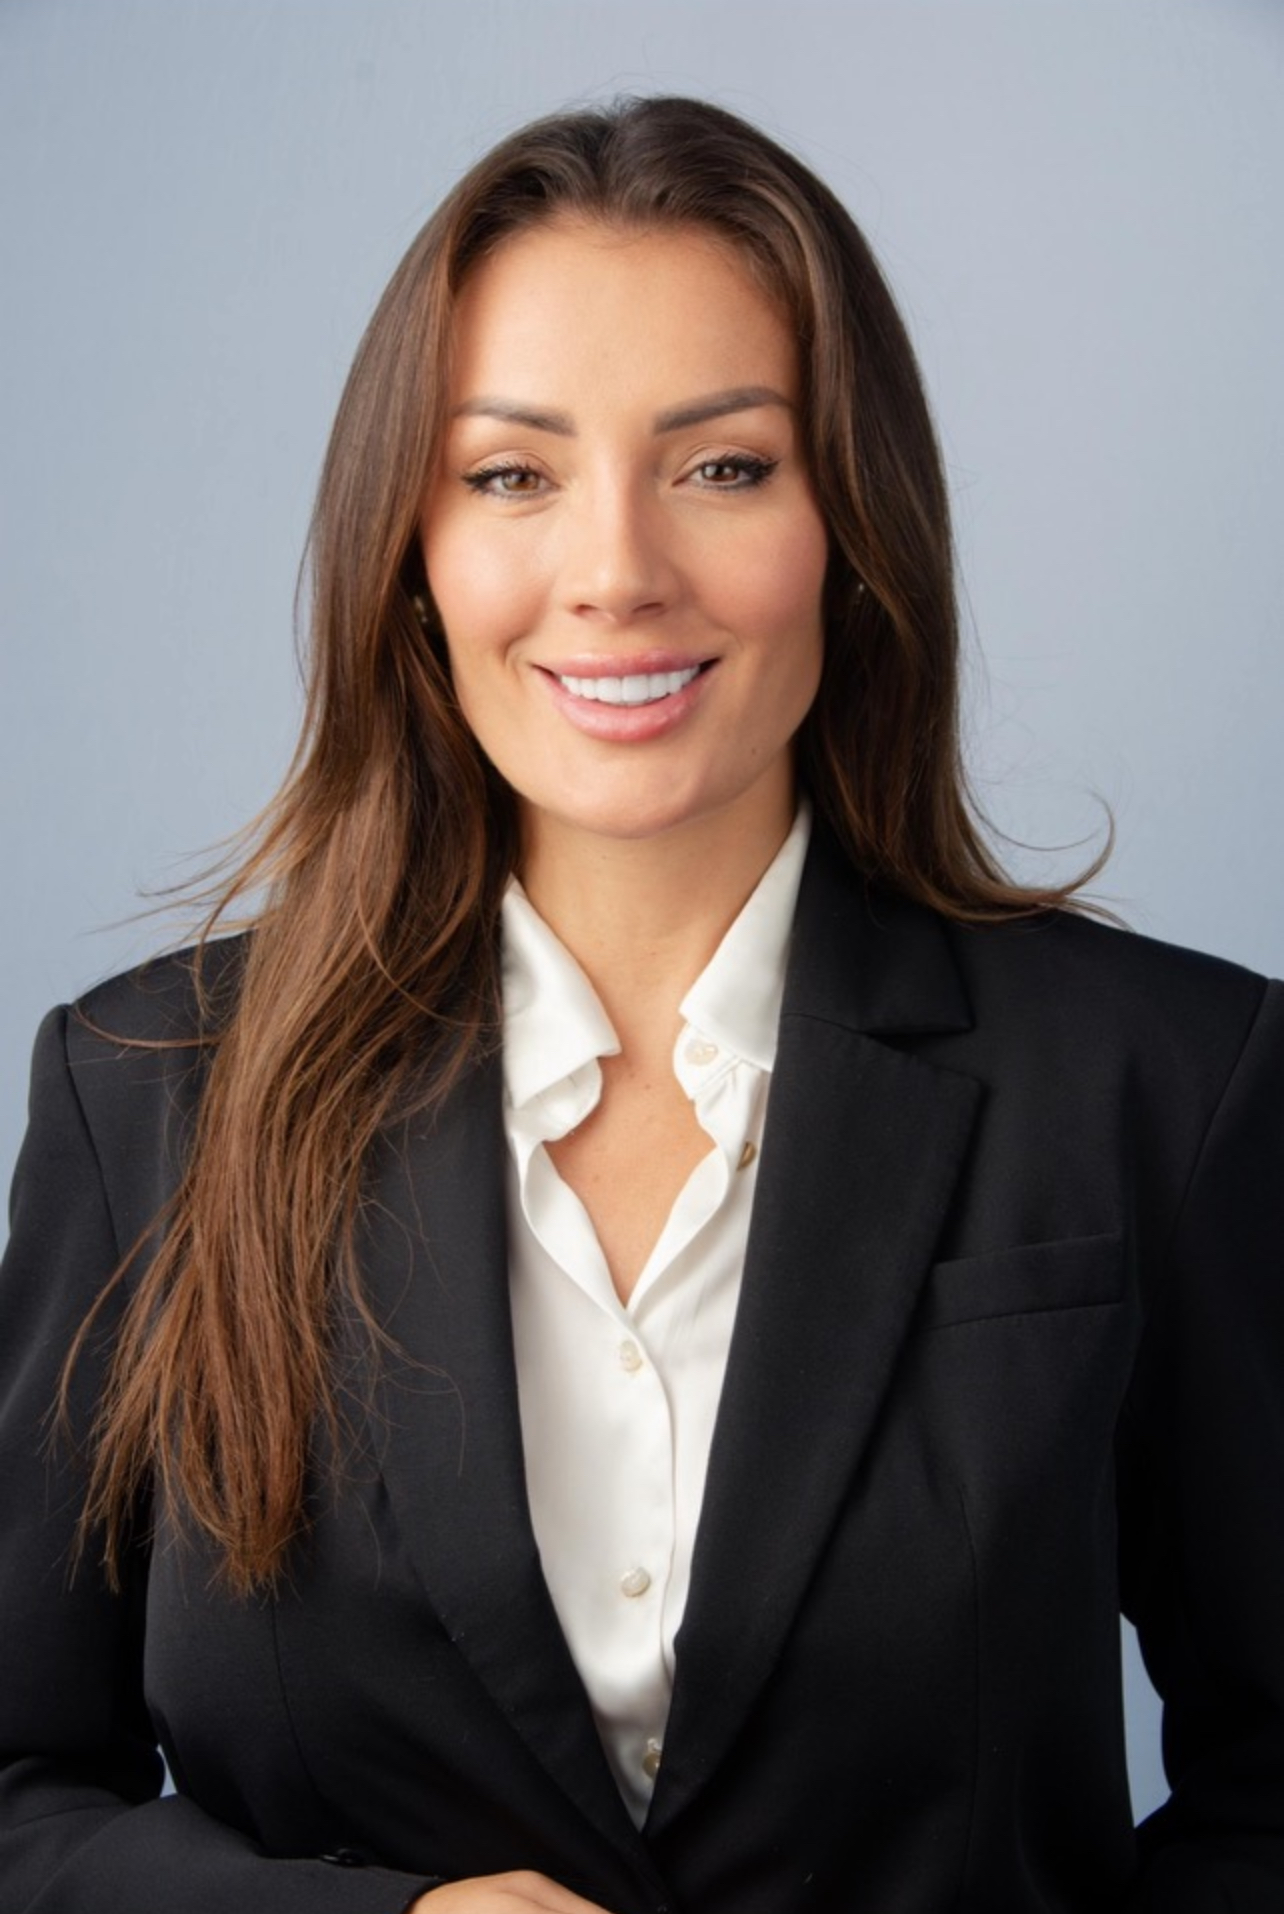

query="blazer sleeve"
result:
[1119,978,1284,1908]
[0,1007,436,1914]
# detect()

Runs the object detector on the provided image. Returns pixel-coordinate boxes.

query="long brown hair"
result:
[70,95,1107,1592]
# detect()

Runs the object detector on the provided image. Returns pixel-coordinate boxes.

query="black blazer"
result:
[3,830,1283,1914]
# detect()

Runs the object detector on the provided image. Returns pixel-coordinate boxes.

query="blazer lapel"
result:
[354,1047,645,1859]
[649,835,981,1833]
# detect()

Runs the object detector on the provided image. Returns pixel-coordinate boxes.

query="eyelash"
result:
[690,454,779,490]
[462,462,545,498]
[460,453,780,498]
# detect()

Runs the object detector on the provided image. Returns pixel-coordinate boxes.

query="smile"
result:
[555,667,701,707]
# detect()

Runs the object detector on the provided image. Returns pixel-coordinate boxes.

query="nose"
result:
[558,474,677,625]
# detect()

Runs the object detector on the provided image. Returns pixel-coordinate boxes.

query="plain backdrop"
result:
[3,0,1282,1829]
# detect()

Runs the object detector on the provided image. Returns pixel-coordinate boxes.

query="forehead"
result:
[447,218,800,402]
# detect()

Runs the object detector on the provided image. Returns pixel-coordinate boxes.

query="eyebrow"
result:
[656,386,793,432]
[451,385,793,436]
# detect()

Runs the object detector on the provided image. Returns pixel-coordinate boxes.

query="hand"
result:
[410,1872,616,1914]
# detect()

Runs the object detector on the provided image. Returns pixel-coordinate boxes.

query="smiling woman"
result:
[421,219,827,860]
[2,94,1283,1914]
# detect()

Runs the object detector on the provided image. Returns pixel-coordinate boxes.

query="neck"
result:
[519,793,795,1054]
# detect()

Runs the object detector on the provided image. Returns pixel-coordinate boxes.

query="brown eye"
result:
[464,463,546,498]
[691,455,777,490]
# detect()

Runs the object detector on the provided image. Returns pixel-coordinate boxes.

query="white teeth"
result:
[558,666,700,705]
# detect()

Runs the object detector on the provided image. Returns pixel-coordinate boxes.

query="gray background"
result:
[3,0,1282,1828]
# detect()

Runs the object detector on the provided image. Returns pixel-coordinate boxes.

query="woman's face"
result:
[419,218,829,859]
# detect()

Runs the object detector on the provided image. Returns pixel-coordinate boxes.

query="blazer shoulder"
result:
[792,833,1272,1078]
[69,933,251,1054]
[56,935,250,1161]
[18,939,250,1251]
[946,907,1271,1058]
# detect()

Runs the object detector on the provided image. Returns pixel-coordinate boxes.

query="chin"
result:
[564,805,704,844]
[517,781,696,846]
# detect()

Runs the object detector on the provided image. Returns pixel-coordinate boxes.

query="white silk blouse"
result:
[500,806,810,1824]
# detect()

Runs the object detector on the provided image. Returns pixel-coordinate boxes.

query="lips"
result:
[555,666,700,707]
[539,656,713,740]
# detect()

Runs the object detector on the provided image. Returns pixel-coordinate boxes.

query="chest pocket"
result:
[922,1230,1124,1330]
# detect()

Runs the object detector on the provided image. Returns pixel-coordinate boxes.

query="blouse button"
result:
[620,1566,652,1599]
[683,1037,719,1067]
[618,1339,644,1373]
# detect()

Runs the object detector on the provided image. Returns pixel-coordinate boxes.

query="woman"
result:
[1,95,1281,1914]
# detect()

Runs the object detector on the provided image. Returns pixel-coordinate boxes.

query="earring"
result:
[411,592,432,629]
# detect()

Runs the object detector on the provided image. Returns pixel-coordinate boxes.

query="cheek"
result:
[424,525,542,663]
[731,518,829,662]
